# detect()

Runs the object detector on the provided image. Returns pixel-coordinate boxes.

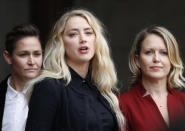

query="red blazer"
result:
[118,82,185,131]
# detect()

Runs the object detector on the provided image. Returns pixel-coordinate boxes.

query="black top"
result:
[25,67,118,131]
[0,75,9,131]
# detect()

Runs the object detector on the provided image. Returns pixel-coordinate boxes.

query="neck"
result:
[141,76,168,96]
[67,61,89,78]
[10,75,28,91]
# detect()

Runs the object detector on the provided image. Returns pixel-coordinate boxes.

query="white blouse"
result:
[2,77,29,131]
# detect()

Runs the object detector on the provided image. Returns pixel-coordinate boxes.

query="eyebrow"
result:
[18,50,42,52]
[84,27,93,31]
[68,27,93,32]
[143,47,167,50]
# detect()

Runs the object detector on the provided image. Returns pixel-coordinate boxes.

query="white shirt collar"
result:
[3,76,29,131]
[6,76,30,100]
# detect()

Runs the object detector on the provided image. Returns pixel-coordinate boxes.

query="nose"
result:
[79,33,87,44]
[153,52,160,63]
[27,55,35,65]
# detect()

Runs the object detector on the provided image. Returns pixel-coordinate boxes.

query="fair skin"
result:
[136,34,171,126]
[3,36,42,91]
[62,16,96,78]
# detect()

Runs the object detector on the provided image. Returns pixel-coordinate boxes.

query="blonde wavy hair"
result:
[129,25,185,89]
[28,9,124,130]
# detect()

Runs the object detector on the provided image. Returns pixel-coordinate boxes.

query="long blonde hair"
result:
[29,9,124,130]
[129,25,185,89]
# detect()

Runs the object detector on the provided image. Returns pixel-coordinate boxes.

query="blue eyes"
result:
[85,32,93,35]
[144,50,168,55]
[68,31,94,37]
[34,53,42,57]
[69,33,77,37]
[161,51,168,55]
[145,51,152,55]
[19,54,27,57]
[19,53,42,57]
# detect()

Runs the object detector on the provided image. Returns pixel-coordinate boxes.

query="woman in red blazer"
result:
[119,25,185,131]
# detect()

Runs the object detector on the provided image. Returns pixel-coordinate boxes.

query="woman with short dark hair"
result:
[0,24,42,131]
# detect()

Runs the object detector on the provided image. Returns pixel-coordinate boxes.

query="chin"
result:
[24,74,39,80]
[81,54,94,60]
[143,72,167,80]
[148,75,167,80]
[79,58,92,63]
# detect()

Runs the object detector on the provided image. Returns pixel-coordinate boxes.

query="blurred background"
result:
[1,0,185,92]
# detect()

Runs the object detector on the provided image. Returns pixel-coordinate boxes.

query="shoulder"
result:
[0,76,10,104]
[30,77,67,105]
[168,88,185,109]
[118,86,139,102]
[35,77,65,90]
[118,84,143,111]
[0,75,10,92]
[171,88,185,100]
[36,77,65,87]
[118,86,140,113]
[0,75,10,87]
[32,77,66,97]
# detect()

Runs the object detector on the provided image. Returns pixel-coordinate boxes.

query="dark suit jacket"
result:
[26,69,119,131]
[0,76,9,131]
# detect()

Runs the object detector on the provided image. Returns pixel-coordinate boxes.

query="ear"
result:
[3,50,12,65]
[135,55,141,68]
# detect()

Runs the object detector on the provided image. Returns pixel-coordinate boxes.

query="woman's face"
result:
[4,36,42,80]
[136,34,171,81]
[62,16,95,67]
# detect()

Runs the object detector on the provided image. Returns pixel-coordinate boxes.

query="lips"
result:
[150,66,162,70]
[25,68,38,72]
[79,46,89,53]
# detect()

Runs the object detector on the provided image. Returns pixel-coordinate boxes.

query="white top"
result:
[2,77,29,131]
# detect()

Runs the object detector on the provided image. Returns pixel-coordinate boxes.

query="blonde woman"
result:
[25,9,124,131]
[119,25,185,131]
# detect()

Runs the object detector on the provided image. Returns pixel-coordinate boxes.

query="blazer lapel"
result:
[0,76,9,130]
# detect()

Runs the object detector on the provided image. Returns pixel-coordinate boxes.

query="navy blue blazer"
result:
[25,69,119,131]
[0,76,9,131]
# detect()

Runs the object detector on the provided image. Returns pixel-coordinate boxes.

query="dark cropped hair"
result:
[5,24,40,55]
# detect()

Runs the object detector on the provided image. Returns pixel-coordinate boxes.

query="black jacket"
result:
[25,69,119,131]
[0,76,9,131]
